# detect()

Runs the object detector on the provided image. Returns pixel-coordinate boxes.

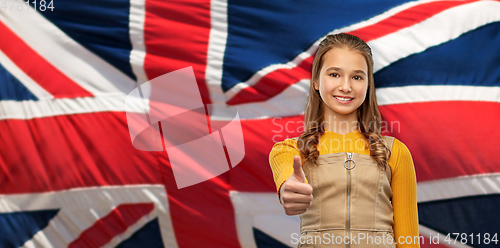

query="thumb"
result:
[292,155,305,183]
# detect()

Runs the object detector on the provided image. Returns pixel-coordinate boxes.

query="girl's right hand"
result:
[281,155,313,215]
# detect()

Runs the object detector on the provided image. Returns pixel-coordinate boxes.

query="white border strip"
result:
[0,50,53,100]
[129,0,148,85]
[0,1,136,96]
[417,173,500,203]
[206,0,229,104]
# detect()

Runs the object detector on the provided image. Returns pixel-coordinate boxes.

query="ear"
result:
[313,79,319,91]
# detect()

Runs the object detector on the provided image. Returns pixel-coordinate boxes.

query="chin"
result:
[335,110,355,115]
[325,105,355,115]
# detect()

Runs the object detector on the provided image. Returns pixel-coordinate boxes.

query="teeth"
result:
[335,96,353,101]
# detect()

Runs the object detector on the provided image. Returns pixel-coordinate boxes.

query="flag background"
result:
[0,0,499,247]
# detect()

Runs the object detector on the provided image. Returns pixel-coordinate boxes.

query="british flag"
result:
[0,0,499,247]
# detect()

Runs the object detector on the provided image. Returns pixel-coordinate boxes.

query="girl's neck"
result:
[323,108,359,135]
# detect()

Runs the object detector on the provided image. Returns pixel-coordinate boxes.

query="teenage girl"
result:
[269,33,420,247]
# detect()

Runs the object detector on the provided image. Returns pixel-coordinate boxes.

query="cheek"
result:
[356,85,369,101]
[317,81,328,95]
[319,79,335,93]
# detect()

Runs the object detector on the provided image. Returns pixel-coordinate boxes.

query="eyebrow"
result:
[354,70,367,76]
[326,67,366,76]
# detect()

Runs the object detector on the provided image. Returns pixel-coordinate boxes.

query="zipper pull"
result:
[344,152,356,170]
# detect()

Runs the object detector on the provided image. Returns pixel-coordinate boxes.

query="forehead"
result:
[321,47,368,72]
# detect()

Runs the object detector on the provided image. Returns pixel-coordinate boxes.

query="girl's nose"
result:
[339,77,351,92]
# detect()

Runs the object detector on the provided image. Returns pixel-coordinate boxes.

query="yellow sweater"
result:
[269,128,420,247]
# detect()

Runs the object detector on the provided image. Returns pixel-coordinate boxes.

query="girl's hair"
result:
[296,33,391,170]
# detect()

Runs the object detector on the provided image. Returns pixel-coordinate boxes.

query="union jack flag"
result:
[0,0,499,247]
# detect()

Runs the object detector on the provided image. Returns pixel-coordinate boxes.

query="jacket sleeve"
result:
[390,139,421,248]
[269,139,308,203]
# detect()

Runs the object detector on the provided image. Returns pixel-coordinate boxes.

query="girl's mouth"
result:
[334,96,354,104]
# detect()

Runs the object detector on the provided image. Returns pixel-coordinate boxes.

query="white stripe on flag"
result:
[206,0,229,104]
[0,95,146,120]
[417,173,500,203]
[1,84,498,120]
[377,85,500,106]
[209,84,500,120]
[129,0,149,85]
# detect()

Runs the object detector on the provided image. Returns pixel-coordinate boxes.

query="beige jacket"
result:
[294,136,396,248]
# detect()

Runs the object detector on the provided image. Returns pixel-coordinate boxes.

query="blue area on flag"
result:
[222,0,413,92]
[0,63,38,101]
[29,0,136,81]
[116,218,164,248]
[0,209,59,247]
[375,21,500,88]
[418,194,500,248]
[253,227,288,248]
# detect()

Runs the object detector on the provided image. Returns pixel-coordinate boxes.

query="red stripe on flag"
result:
[143,0,212,105]
[380,101,500,182]
[143,1,239,247]
[226,0,479,105]
[0,112,162,194]
[0,21,93,99]
[69,203,155,248]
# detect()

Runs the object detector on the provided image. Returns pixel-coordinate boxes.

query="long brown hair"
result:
[296,33,391,170]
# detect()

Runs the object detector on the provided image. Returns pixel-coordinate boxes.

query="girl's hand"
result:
[281,155,313,215]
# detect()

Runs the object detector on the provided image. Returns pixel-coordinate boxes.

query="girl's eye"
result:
[353,75,363,80]
[329,73,339,77]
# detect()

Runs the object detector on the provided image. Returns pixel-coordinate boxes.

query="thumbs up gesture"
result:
[281,155,313,215]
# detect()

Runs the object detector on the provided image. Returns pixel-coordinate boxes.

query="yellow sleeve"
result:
[268,139,309,201]
[390,139,421,248]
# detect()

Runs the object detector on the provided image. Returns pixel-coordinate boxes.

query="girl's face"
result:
[314,47,368,118]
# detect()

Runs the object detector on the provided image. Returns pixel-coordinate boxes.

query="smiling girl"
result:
[269,33,420,247]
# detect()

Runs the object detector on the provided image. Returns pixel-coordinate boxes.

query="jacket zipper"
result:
[346,152,353,248]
